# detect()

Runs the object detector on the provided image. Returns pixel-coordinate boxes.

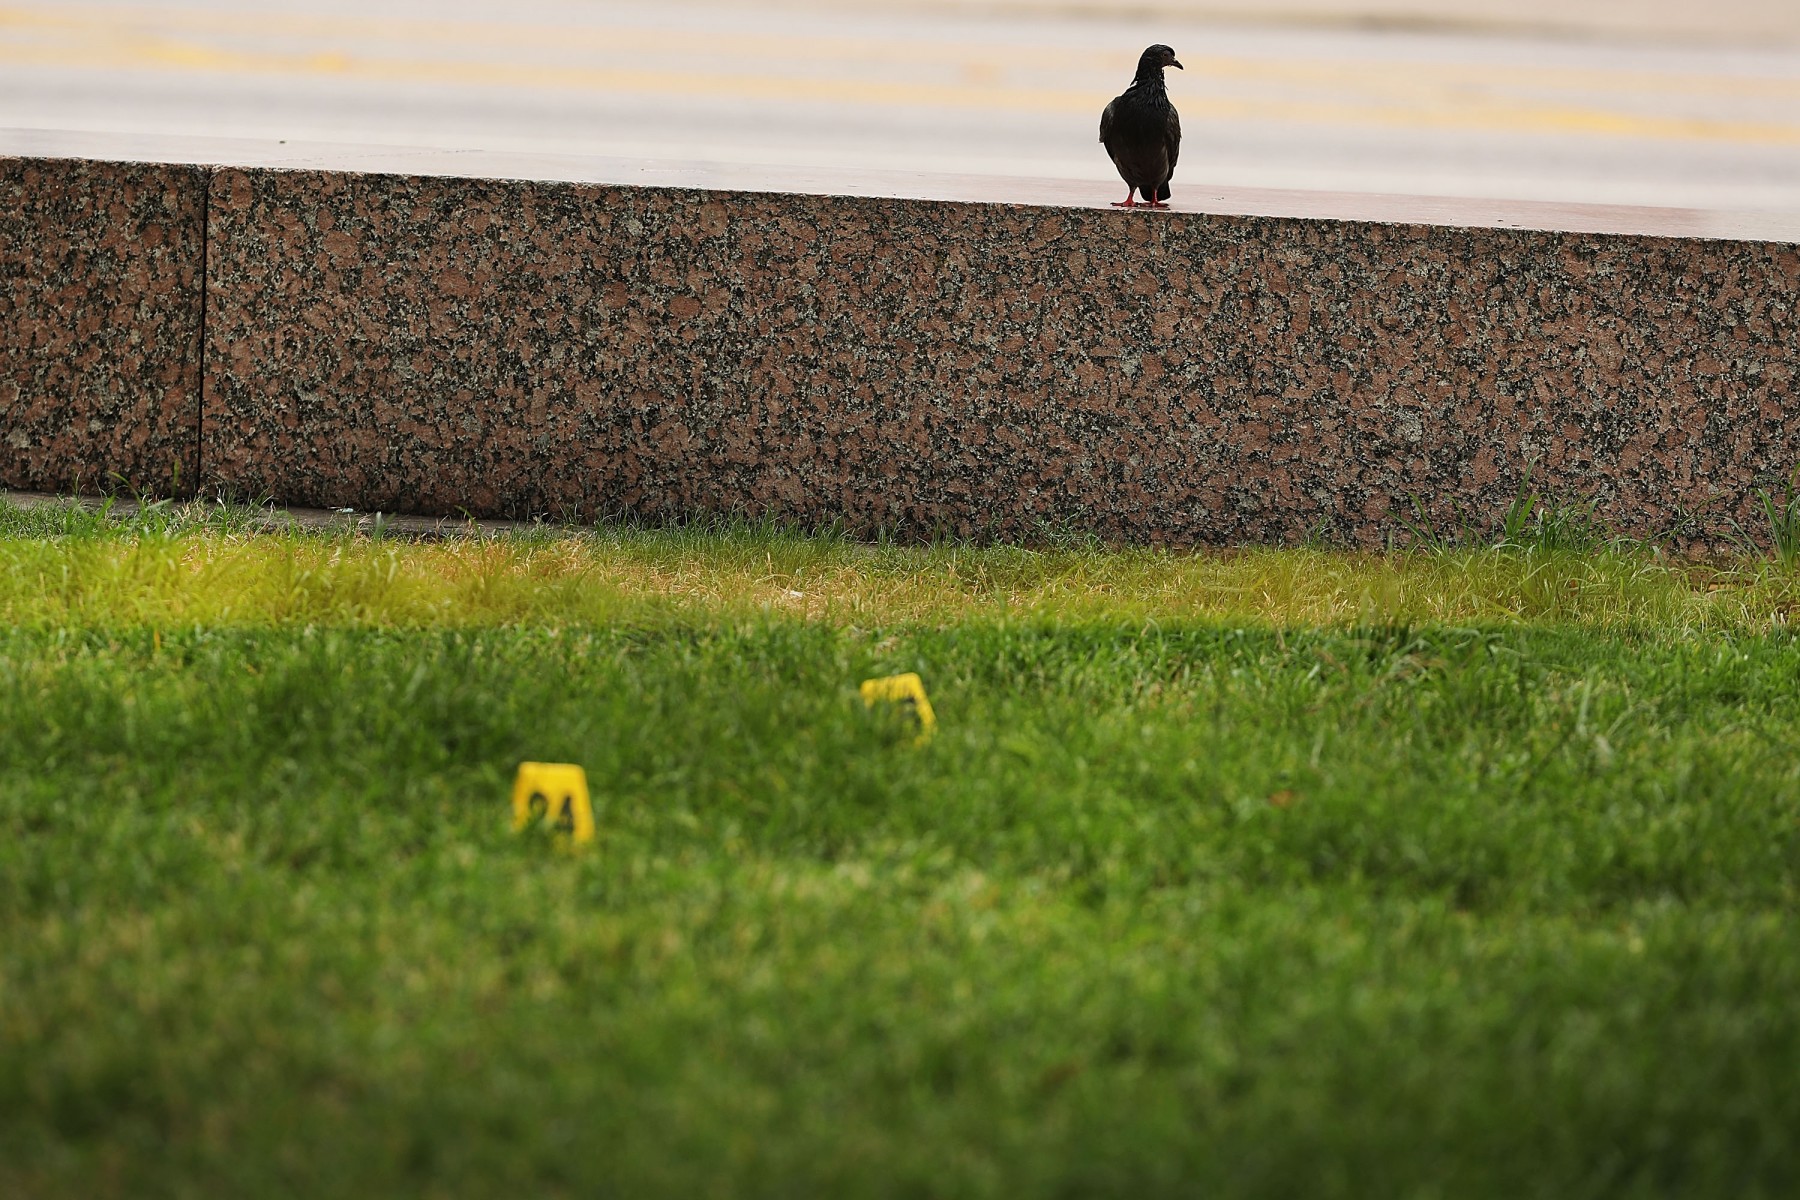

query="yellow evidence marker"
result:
[859,672,938,745]
[511,762,595,845]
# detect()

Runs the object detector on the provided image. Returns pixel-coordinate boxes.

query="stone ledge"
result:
[200,163,1799,548]
[0,155,208,495]
[8,129,1798,243]
[3,135,1797,548]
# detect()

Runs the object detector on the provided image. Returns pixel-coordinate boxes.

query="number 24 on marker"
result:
[511,762,595,845]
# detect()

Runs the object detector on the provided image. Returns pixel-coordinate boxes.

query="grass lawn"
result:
[3,497,1798,1197]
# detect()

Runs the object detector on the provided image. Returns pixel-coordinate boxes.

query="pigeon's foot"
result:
[1148,201,1171,210]
[1111,198,1138,208]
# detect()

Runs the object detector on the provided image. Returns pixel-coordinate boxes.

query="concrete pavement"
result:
[1,0,1797,214]
[823,1,1800,47]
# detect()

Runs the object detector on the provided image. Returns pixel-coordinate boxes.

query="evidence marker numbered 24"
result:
[511,761,596,845]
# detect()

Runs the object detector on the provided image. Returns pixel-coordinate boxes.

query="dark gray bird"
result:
[1099,45,1183,209]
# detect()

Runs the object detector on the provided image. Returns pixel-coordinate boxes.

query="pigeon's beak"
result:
[1171,59,1184,69]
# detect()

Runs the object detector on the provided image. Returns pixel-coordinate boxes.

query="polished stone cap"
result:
[4,127,1796,244]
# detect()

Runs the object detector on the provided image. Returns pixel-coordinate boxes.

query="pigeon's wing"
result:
[1164,105,1181,173]
[1099,96,1118,146]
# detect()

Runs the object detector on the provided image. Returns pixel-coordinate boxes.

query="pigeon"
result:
[1099,44,1183,210]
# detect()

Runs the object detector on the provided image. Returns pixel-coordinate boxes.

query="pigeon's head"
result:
[1138,44,1183,74]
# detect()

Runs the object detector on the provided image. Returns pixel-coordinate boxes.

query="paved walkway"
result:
[1,491,529,539]
[835,0,1800,45]
[2,0,1797,212]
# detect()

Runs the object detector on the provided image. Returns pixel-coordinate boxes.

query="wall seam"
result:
[193,165,212,501]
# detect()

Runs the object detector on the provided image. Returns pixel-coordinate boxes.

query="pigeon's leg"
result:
[1111,186,1138,208]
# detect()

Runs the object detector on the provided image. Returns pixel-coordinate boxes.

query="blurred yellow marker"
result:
[860,672,937,746]
[511,762,595,845]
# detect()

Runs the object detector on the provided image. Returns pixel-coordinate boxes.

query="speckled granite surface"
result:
[200,166,1799,546]
[1,158,207,495]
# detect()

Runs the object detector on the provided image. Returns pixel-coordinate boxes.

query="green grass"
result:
[4,499,1799,1197]
[2,496,1798,632]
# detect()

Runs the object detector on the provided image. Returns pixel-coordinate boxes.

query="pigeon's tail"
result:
[1153,182,1172,202]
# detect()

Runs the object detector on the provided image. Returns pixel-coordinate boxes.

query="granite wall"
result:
[0,158,208,496]
[5,155,1796,546]
[200,166,1799,546]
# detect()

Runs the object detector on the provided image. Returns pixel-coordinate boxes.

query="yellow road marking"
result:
[5,0,1800,101]
[2,3,1798,146]
[5,34,1796,148]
